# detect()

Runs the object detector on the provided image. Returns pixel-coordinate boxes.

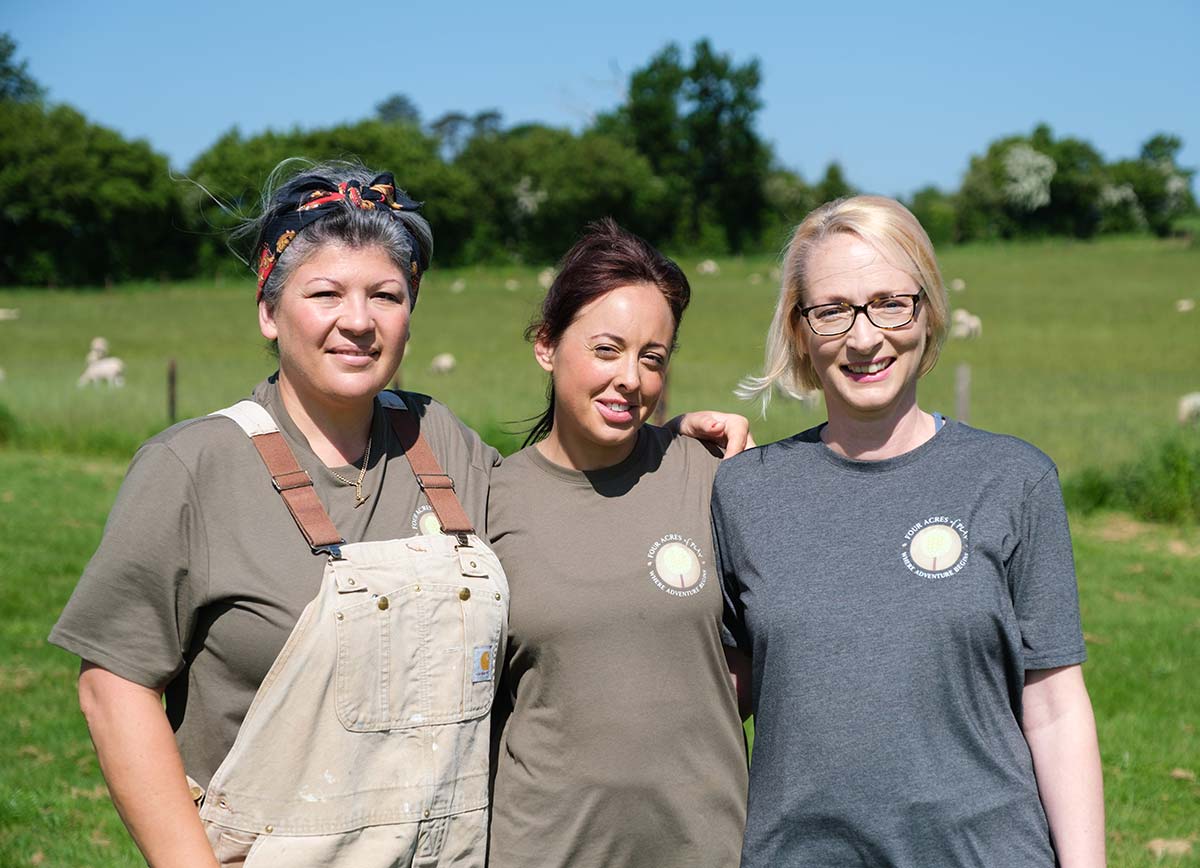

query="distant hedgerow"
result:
[1064,431,1200,524]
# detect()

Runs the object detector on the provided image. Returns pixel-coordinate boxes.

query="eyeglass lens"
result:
[806,297,916,335]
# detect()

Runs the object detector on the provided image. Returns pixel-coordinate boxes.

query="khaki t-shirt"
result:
[49,377,498,788]
[487,427,747,868]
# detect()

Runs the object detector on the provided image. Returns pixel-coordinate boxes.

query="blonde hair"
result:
[737,195,949,410]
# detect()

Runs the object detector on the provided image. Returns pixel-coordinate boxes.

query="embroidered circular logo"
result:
[901,516,969,579]
[647,535,707,597]
[411,505,442,536]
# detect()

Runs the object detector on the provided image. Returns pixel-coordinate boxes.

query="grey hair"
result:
[234,158,434,309]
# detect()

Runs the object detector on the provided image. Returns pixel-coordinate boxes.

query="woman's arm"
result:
[78,662,219,868]
[723,646,753,721]
[1022,665,1106,868]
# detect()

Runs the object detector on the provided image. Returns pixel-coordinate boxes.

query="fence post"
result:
[167,359,177,424]
[955,363,970,424]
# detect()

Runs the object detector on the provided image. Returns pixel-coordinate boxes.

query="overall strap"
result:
[212,401,343,553]
[380,392,475,536]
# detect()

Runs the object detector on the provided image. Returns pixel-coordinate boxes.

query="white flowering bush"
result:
[1002,144,1056,211]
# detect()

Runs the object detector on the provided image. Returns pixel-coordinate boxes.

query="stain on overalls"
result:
[198,394,507,867]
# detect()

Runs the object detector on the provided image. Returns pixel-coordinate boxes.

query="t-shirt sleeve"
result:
[710,467,751,651]
[1007,466,1087,670]
[48,440,211,689]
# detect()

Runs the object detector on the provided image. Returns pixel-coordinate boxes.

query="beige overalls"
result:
[197,393,508,867]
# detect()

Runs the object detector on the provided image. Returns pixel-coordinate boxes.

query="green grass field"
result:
[0,235,1197,473]
[0,237,1198,865]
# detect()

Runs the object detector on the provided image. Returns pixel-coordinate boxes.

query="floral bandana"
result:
[255,173,427,302]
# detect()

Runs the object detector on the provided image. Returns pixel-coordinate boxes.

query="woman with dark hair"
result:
[487,218,749,868]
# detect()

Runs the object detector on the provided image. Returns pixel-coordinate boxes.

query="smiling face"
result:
[800,232,928,424]
[534,282,676,470]
[259,242,411,416]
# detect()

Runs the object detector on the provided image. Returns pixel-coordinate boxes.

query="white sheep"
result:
[86,336,111,365]
[1176,299,1195,313]
[504,279,520,292]
[429,353,457,375]
[949,278,966,292]
[949,309,982,339]
[538,268,556,290]
[1178,393,1200,426]
[78,356,126,387]
[748,273,763,285]
[450,278,466,294]
[0,308,20,321]
[697,259,719,275]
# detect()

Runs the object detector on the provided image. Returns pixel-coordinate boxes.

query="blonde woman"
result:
[712,196,1105,867]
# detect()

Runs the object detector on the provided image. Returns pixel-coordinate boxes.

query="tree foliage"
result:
[0,33,44,103]
[0,102,190,285]
[454,125,667,262]
[597,40,769,252]
[375,93,421,126]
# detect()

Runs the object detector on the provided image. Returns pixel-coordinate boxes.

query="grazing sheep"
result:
[86,337,111,365]
[78,356,126,387]
[1176,299,1195,313]
[79,337,125,387]
[504,279,520,291]
[1179,392,1200,426]
[429,353,457,375]
[949,309,982,340]
[538,268,556,290]
[697,259,719,275]
[949,278,966,292]
[450,278,466,294]
[0,308,20,321]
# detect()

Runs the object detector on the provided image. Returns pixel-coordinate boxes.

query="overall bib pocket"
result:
[335,576,503,732]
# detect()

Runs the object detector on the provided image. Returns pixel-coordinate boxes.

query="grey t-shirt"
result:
[711,419,1086,868]
[49,377,498,788]
[487,427,748,868]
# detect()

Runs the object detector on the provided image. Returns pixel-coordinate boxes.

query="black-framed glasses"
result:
[798,291,924,336]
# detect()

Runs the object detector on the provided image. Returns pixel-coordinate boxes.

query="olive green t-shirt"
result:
[487,427,748,868]
[49,377,498,788]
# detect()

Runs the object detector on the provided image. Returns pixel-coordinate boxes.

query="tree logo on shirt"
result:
[410,504,442,536]
[901,515,969,579]
[647,535,707,597]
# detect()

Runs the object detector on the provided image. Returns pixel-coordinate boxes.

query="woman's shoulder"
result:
[138,408,262,467]
[944,420,1057,477]
[382,389,500,473]
[714,425,824,486]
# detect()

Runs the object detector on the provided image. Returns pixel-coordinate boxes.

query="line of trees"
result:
[0,33,1195,287]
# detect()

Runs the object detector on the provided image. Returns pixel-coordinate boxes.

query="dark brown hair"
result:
[524,218,691,446]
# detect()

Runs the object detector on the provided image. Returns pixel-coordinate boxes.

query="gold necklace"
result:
[330,432,373,508]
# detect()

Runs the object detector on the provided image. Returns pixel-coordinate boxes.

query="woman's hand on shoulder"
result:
[669,411,755,459]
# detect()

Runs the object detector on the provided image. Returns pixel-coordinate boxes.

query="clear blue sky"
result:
[8,0,1199,198]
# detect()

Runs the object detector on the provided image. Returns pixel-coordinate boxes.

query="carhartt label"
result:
[472,646,493,683]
